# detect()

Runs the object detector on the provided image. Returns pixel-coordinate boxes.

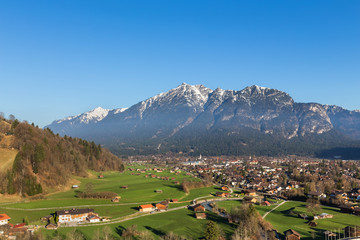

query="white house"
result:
[0,214,10,226]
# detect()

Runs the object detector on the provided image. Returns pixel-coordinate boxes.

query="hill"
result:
[46,84,360,158]
[0,118,124,196]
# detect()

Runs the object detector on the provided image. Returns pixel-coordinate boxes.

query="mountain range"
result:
[46,83,360,158]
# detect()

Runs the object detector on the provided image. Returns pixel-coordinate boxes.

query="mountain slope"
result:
[46,83,360,157]
[0,118,124,196]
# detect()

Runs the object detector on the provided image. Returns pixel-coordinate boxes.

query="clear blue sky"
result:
[1,0,359,127]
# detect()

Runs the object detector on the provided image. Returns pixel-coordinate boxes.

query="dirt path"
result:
[263,200,287,219]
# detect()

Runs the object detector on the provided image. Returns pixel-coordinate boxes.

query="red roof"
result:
[0,214,10,221]
[140,204,154,209]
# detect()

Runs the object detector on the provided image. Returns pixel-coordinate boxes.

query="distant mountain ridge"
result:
[46,83,360,157]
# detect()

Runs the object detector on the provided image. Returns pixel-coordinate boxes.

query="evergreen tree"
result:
[204,221,220,240]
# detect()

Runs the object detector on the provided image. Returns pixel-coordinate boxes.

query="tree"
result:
[204,221,220,240]
[306,198,322,215]
[23,216,29,225]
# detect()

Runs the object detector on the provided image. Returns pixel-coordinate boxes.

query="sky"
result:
[0,0,359,127]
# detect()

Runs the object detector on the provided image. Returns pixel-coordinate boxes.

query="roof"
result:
[284,229,301,237]
[139,204,154,209]
[56,208,94,216]
[0,214,10,221]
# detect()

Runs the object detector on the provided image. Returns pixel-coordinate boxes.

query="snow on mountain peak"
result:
[79,107,110,123]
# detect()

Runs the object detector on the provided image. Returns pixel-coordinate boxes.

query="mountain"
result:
[0,118,124,196]
[46,83,360,158]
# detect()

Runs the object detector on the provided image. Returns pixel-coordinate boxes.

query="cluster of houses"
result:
[138,199,178,213]
[0,213,35,239]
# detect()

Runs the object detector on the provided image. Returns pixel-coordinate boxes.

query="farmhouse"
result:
[243,196,257,204]
[221,186,230,191]
[195,213,207,219]
[111,196,121,202]
[284,229,301,240]
[139,204,155,212]
[156,203,167,211]
[216,192,230,198]
[313,213,333,220]
[243,189,257,196]
[0,214,10,226]
[56,208,96,223]
[193,204,205,212]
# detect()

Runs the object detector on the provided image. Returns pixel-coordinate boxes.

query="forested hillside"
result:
[0,118,124,196]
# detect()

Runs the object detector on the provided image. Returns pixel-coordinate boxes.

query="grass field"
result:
[265,201,360,239]
[0,148,18,172]
[42,208,237,239]
[0,167,221,224]
[215,199,279,216]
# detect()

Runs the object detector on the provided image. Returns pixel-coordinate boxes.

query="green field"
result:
[3,165,359,240]
[42,208,237,239]
[0,167,222,225]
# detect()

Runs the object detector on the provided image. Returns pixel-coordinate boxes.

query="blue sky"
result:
[0,0,359,127]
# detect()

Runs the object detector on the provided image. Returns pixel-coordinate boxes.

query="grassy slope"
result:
[0,148,18,172]
[42,209,237,239]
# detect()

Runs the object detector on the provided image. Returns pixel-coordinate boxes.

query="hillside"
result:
[0,118,124,196]
[46,84,360,158]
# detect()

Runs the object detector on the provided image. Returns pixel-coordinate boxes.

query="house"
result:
[72,185,79,188]
[221,186,230,191]
[308,221,317,227]
[111,196,121,202]
[284,229,301,240]
[313,213,333,220]
[121,186,128,189]
[216,192,230,198]
[56,208,96,223]
[171,199,178,203]
[195,213,207,219]
[87,215,101,223]
[324,231,336,238]
[0,214,10,226]
[243,189,257,196]
[155,190,163,193]
[139,204,155,212]
[243,196,257,204]
[193,204,205,212]
[156,203,167,211]
[343,226,360,237]
[98,174,104,179]
[261,201,271,206]
[45,223,58,229]
[40,215,53,222]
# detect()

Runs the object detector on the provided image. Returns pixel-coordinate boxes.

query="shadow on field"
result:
[163,184,183,192]
[115,226,125,237]
[131,206,139,210]
[144,226,166,236]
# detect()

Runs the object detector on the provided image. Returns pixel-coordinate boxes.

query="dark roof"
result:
[56,208,94,216]
[284,229,301,237]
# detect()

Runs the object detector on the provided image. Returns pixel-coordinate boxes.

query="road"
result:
[262,200,287,219]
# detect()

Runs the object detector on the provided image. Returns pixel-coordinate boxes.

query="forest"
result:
[0,117,124,196]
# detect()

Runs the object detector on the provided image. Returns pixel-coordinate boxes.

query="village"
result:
[1,157,360,239]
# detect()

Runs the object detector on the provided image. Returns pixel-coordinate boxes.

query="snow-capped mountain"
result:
[46,83,360,156]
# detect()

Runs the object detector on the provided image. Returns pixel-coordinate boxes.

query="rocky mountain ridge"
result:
[46,83,360,157]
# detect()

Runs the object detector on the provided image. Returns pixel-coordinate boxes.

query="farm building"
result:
[284,229,301,240]
[139,204,155,212]
[56,208,97,223]
[195,213,207,219]
[0,214,10,226]
[193,204,205,212]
